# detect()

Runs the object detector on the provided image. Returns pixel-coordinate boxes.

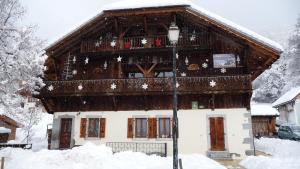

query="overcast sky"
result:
[20,0,300,45]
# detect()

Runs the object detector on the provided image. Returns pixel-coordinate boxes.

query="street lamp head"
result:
[168,22,180,45]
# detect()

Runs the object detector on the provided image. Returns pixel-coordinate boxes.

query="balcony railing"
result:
[106,142,167,157]
[40,75,251,96]
[81,33,209,53]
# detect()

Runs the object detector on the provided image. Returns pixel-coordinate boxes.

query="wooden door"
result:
[59,118,72,149]
[209,117,225,151]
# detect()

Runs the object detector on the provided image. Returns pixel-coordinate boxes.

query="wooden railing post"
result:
[1,157,4,169]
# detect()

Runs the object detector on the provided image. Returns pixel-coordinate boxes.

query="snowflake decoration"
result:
[85,57,89,64]
[176,53,179,59]
[180,72,186,77]
[78,84,83,90]
[72,70,77,75]
[221,68,226,73]
[209,80,216,88]
[110,83,117,90]
[48,85,54,91]
[176,82,180,88]
[95,41,100,47]
[117,55,122,62]
[190,35,196,41]
[141,38,147,45]
[110,40,116,47]
[72,56,76,63]
[142,83,148,90]
[202,62,208,68]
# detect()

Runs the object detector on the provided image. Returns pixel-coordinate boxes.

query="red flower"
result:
[155,38,161,47]
[124,41,131,49]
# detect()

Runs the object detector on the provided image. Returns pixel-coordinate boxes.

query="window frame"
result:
[85,116,101,139]
[157,117,172,139]
[134,117,148,139]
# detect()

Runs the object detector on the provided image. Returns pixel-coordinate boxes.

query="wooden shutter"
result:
[99,118,106,138]
[148,118,157,138]
[80,118,87,138]
[127,118,134,138]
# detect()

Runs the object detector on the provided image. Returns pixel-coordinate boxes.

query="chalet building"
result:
[38,0,282,159]
[251,103,279,137]
[273,87,300,125]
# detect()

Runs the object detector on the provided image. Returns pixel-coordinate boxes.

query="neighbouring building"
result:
[251,103,279,137]
[272,87,300,125]
[0,115,20,141]
[37,0,282,159]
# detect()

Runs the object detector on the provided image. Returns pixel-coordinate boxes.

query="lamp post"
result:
[168,22,180,169]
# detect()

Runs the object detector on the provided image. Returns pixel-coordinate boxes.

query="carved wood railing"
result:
[80,33,209,53]
[40,75,252,96]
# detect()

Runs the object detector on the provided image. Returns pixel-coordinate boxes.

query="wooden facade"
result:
[0,115,19,141]
[38,5,281,113]
[252,116,277,137]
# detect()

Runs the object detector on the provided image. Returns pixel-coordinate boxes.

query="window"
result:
[87,118,99,138]
[135,118,147,138]
[213,54,236,68]
[158,118,171,138]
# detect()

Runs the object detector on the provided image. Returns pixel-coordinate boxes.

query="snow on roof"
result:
[0,127,11,134]
[251,103,279,116]
[46,0,283,53]
[272,87,300,107]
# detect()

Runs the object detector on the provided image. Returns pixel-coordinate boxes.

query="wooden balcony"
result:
[40,75,252,97]
[80,33,209,53]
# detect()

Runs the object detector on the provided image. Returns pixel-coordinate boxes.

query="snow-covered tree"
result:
[0,0,45,124]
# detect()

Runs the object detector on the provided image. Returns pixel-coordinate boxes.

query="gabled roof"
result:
[272,87,300,107]
[46,0,283,54]
[251,103,279,116]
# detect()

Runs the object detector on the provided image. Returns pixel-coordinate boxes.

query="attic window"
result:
[213,54,236,68]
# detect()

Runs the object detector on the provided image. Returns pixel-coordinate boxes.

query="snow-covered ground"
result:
[240,138,300,169]
[0,142,226,169]
[8,113,53,151]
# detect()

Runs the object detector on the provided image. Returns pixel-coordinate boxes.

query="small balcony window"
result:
[213,54,236,68]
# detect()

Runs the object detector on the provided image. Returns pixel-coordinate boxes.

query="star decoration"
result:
[72,70,77,75]
[205,59,209,62]
[176,82,180,88]
[48,85,54,91]
[176,53,179,59]
[209,80,216,88]
[141,38,147,45]
[181,72,186,77]
[110,83,117,90]
[202,62,208,68]
[85,57,89,64]
[221,68,226,73]
[117,55,122,62]
[95,41,100,47]
[78,84,83,90]
[142,83,148,90]
[190,35,196,41]
[110,40,116,47]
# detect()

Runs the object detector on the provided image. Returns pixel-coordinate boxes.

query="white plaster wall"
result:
[53,108,252,158]
[294,99,300,125]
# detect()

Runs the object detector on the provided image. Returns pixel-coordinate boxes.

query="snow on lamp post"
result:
[168,22,180,169]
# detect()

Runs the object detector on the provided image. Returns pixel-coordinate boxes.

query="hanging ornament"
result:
[104,61,108,69]
[117,55,122,62]
[176,82,180,88]
[78,84,83,90]
[95,41,100,47]
[221,68,226,73]
[110,40,116,47]
[185,57,189,65]
[141,38,147,45]
[110,83,117,90]
[181,72,186,77]
[48,85,54,91]
[142,83,148,90]
[72,70,77,75]
[176,53,179,59]
[209,80,216,87]
[155,38,161,47]
[83,101,87,105]
[84,57,89,64]
[72,56,76,63]
[236,55,241,64]
[202,62,208,69]
[124,41,131,49]
[205,59,209,62]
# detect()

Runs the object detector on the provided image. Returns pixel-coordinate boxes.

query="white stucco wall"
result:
[53,108,252,158]
[294,98,300,125]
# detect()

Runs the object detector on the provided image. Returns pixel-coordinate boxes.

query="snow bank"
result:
[0,127,11,134]
[240,138,300,169]
[0,142,226,169]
